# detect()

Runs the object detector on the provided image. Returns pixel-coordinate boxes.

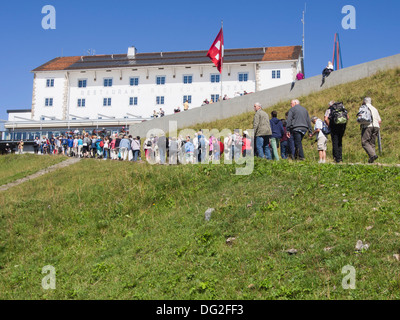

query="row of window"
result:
[45,71,282,88]
[44,94,221,108]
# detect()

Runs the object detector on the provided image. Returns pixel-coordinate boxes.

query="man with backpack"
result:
[357,97,382,163]
[324,100,349,163]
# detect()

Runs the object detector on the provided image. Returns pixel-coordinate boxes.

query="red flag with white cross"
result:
[207,28,224,73]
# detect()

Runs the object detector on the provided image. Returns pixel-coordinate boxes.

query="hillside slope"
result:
[0,69,400,301]
[189,68,400,164]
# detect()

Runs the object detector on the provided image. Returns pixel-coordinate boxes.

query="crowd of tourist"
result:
[8,96,382,165]
[252,96,382,164]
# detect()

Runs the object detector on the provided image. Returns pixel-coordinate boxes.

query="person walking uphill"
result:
[253,102,272,159]
[357,97,382,163]
[286,99,313,160]
[270,111,285,161]
[324,100,349,163]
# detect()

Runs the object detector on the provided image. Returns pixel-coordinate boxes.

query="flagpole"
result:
[220,20,223,102]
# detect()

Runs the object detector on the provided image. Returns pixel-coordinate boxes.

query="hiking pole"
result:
[377,131,382,155]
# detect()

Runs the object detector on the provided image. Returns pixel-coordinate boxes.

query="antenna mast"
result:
[301,3,306,60]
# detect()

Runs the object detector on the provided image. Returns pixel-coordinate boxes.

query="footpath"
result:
[0,157,81,192]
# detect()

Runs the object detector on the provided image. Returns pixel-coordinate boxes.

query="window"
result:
[77,99,86,107]
[129,97,138,106]
[183,75,193,84]
[46,79,54,87]
[103,78,113,87]
[156,76,166,85]
[210,74,220,83]
[211,94,219,103]
[238,73,248,82]
[103,98,112,106]
[156,96,165,105]
[78,79,87,88]
[272,70,281,79]
[183,95,192,104]
[45,98,53,107]
[130,77,139,86]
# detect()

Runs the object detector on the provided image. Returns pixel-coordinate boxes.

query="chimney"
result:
[127,46,137,59]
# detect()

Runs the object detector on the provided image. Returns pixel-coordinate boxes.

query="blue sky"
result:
[0,0,399,127]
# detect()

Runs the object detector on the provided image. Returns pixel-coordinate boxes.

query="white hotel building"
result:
[4,45,303,140]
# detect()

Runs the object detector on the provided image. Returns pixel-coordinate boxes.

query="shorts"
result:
[317,135,327,151]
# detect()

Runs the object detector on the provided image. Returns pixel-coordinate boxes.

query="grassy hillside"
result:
[0,154,67,186]
[189,68,400,164]
[0,69,399,300]
[0,158,399,300]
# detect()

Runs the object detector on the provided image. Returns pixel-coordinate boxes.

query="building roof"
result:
[262,46,303,61]
[32,46,302,72]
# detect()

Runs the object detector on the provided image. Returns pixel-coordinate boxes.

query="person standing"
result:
[183,100,189,111]
[49,135,55,154]
[169,137,179,165]
[131,136,141,162]
[324,100,348,163]
[285,112,295,159]
[359,97,382,163]
[269,111,285,161]
[103,136,110,160]
[67,136,74,157]
[286,99,313,160]
[280,120,289,159]
[242,131,252,158]
[310,116,327,163]
[157,134,168,164]
[119,135,131,161]
[184,137,195,164]
[253,102,272,159]
[33,137,40,154]
[109,136,116,160]
[18,140,24,154]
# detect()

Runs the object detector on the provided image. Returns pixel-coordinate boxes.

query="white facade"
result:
[7,46,303,127]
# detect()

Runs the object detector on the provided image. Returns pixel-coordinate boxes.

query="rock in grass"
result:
[286,249,298,255]
[226,237,236,245]
[355,240,369,252]
[205,208,214,221]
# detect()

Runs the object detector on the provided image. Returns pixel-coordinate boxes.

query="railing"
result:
[0,124,144,142]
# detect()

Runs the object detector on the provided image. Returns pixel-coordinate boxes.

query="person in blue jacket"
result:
[270,111,285,161]
[67,136,74,157]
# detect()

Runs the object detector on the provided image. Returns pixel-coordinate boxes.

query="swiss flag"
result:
[207,28,224,73]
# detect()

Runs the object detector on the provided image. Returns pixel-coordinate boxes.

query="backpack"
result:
[330,102,348,125]
[321,121,331,135]
[99,141,104,148]
[356,104,373,125]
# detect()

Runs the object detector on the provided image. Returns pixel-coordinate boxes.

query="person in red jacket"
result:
[242,131,252,157]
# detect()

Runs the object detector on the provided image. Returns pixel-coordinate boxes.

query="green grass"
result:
[0,69,399,300]
[0,158,399,299]
[0,154,67,186]
[187,68,400,164]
